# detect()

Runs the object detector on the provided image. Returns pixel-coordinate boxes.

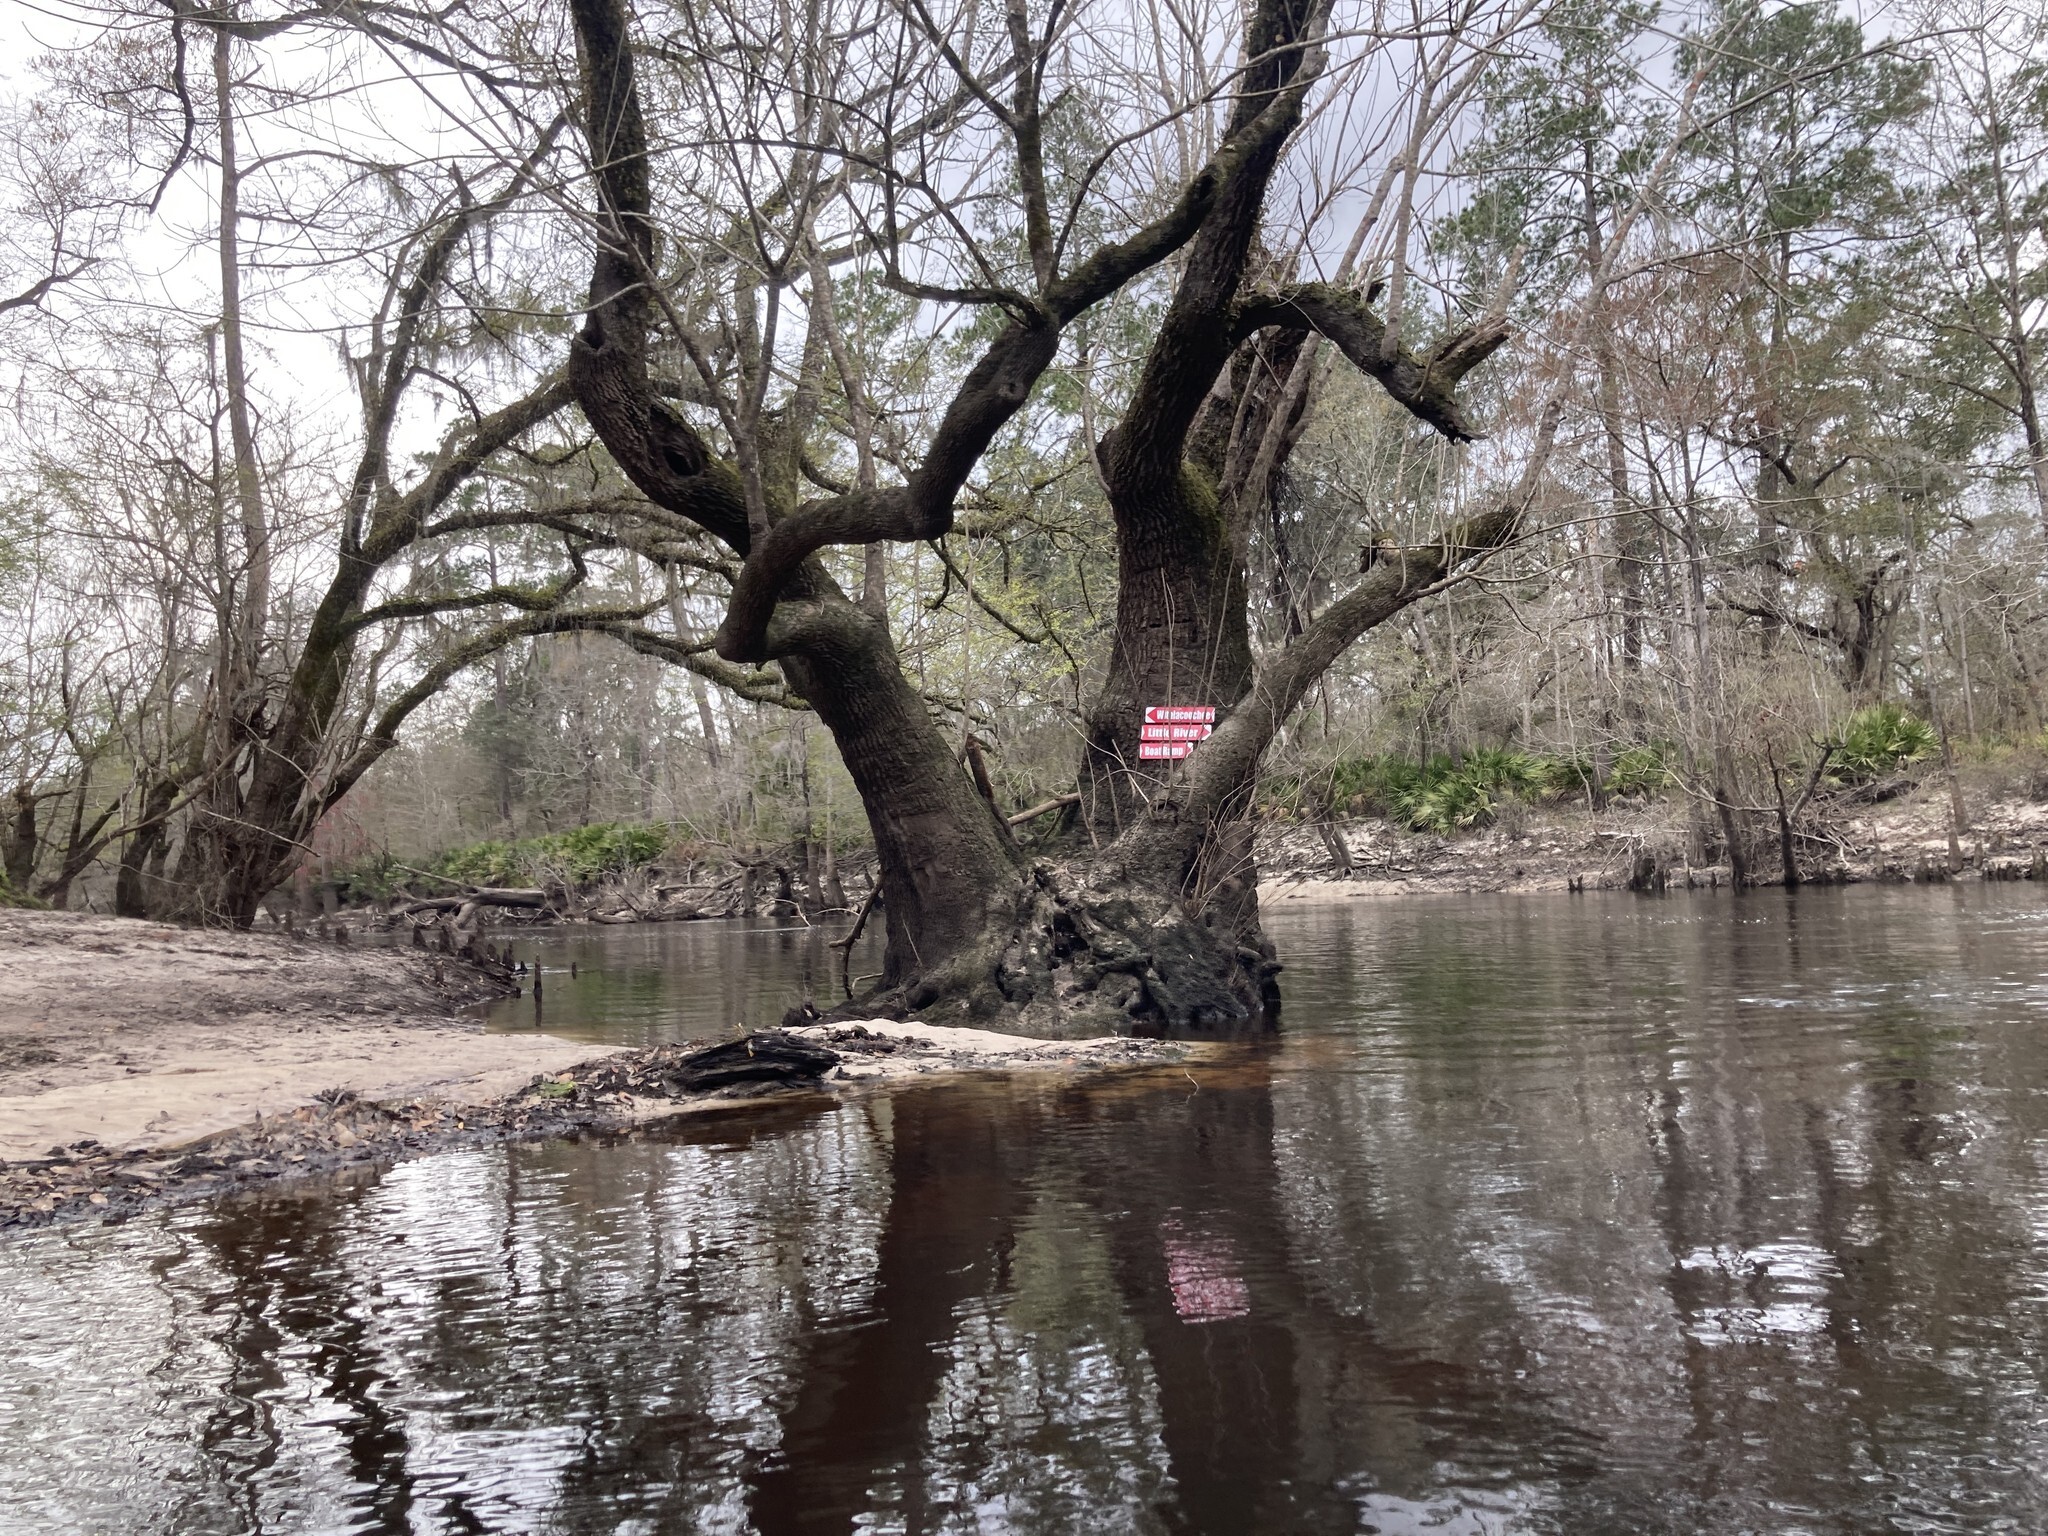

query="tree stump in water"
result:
[668,1032,840,1094]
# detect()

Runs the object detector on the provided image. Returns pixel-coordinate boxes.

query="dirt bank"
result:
[0,910,1211,1232]
[0,909,586,1165]
[1257,784,2048,902]
[0,907,615,1232]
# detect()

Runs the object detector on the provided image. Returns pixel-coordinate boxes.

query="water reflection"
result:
[4,887,2048,1532]
[471,918,885,1045]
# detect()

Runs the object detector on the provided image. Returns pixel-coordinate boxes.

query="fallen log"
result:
[666,1032,840,1093]
[399,887,549,916]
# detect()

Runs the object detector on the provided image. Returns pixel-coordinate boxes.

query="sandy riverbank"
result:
[0,909,592,1165]
[0,911,1210,1230]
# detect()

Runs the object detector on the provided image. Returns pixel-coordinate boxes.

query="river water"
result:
[4,887,2048,1534]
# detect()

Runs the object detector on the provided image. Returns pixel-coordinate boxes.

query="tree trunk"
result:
[778,618,1025,1001]
[115,776,179,918]
[1082,463,1255,838]
[3,786,37,890]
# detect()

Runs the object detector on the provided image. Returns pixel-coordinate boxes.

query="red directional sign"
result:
[1139,706,1215,762]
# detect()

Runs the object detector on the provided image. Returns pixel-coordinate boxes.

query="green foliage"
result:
[1390,751,1556,834]
[1459,747,1547,797]
[1679,0,1925,242]
[1605,744,1677,797]
[1535,752,1598,798]
[432,822,672,886]
[1441,0,1661,308]
[1831,704,1937,781]
[1268,741,1685,835]
[1401,771,1498,836]
[335,822,677,899]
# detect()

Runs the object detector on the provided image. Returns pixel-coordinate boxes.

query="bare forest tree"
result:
[3,3,782,921]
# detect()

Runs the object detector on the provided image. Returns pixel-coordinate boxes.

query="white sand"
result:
[0,911,592,1161]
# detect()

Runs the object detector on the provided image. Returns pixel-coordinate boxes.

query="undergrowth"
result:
[1829,703,1937,782]
[1267,703,1943,836]
[336,822,677,901]
[1264,748,1645,835]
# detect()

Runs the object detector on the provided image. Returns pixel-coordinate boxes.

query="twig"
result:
[832,882,882,999]
[1006,792,1080,827]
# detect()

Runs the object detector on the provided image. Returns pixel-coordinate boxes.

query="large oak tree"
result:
[565,0,1553,1032]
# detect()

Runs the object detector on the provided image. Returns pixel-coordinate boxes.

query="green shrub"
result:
[431,838,523,886]
[420,821,675,889]
[1326,755,1386,811]
[1832,704,1936,781]
[1604,743,1676,798]
[1376,756,1444,820]
[1535,751,1598,799]
[540,822,672,880]
[1461,747,1545,797]
[1406,770,1497,835]
[1375,755,1504,835]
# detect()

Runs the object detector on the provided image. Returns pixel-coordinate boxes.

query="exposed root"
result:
[828,859,1281,1040]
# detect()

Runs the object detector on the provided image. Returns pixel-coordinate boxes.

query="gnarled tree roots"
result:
[822,860,1280,1040]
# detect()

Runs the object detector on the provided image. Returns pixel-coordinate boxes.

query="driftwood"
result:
[1841,776,1915,806]
[666,1032,840,1093]
[368,846,886,932]
[832,881,883,998]
[400,887,548,915]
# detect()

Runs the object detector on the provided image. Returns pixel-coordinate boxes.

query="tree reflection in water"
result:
[153,1063,1591,1535]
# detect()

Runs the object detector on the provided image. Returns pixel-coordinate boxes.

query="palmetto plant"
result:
[1831,704,1937,781]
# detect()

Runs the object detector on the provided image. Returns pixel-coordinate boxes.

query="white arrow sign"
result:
[1143,705,1217,724]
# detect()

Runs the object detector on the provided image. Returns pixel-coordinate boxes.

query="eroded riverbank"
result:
[1260,783,2048,900]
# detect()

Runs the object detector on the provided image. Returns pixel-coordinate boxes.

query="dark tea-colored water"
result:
[5,886,2048,1533]
[470,916,884,1043]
